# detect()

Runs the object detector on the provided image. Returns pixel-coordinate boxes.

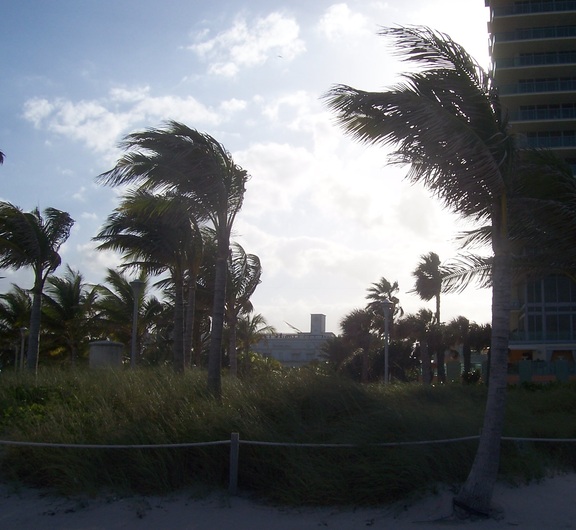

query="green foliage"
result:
[0,369,574,504]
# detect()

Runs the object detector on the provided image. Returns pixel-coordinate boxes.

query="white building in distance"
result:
[253,314,335,367]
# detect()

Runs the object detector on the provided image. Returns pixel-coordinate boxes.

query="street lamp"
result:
[382,298,394,384]
[130,279,145,369]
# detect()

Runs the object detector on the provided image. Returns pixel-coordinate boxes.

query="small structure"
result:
[89,340,124,368]
[253,314,335,367]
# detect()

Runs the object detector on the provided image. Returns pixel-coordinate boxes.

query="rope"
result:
[1,434,575,450]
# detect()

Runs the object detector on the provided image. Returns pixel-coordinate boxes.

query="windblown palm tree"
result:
[97,121,248,396]
[93,268,160,362]
[323,25,526,515]
[94,189,203,372]
[0,203,74,372]
[42,266,99,365]
[411,252,444,324]
[411,252,448,381]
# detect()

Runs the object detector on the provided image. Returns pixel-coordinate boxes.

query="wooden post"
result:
[229,432,239,495]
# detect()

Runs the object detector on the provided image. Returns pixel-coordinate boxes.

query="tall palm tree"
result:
[411,252,449,381]
[225,242,262,377]
[42,266,99,365]
[412,252,444,324]
[97,121,248,397]
[94,189,203,372]
[324,26,523,514]
[0,203,74,372]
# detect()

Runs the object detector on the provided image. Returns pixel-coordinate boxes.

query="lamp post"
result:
[382,298,394,384]
[130,279,145,369]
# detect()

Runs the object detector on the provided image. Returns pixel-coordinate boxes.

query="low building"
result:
[253,314,335,367]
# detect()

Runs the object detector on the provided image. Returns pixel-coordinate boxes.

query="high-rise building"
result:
[486,0,576,366]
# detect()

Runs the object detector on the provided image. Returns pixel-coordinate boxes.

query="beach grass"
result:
[0,366,575,504]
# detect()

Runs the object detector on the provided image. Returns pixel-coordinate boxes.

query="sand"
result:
[1,474,575,529]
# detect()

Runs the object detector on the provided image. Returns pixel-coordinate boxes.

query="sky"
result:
[1,0,493,335]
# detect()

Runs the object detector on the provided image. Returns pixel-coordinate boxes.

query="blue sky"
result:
[1,1,492,334]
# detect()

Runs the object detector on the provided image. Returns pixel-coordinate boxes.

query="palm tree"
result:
[97,121,248,397]
[411,252,448,381]
[225,243,262,377]
[411,252,444,324]
[93,268,135,346]
[0,203,74,372]
[340,308,376,383]
[93,269,150,356]
[0,285,31,369]
[396,309,435,384]
[42,266,99,365]
[236,312,276,374]
[324,26,521,514]
[94,189,203,372]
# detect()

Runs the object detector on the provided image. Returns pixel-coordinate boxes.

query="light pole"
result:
[130,279,145,369]
[19,327,27,371]
[382,299,394,384]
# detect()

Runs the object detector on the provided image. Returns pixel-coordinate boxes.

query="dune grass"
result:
[0,367,575,504]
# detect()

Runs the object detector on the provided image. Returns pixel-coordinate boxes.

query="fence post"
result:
[229,432,239,495]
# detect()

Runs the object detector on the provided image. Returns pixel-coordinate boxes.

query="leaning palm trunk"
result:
[454,204,512,515]
[207,251,228,397]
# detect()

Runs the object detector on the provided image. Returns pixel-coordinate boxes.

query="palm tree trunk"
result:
[172,274,185,373]
[421,340,432,384]
[437,350,446,383]
[183,274,197,368]
[228,313,238,377]
[454,203,512,515]
[463,343,472,374]
[207,252,228,398]
[26,274,44,374]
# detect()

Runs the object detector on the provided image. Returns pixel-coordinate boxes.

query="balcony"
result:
[493,1,576,16]
[498,77,576,94]
[511,106,576,121]
[494,25,576,42]
[495,50,576,69]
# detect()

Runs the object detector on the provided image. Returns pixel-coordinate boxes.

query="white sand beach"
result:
[1,474,575,529]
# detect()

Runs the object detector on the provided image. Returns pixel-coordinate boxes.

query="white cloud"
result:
[189,12,306,77]
[22,98,54,127]
[219,98,247,113]
[318,4,372,41]
[22,89,225,155]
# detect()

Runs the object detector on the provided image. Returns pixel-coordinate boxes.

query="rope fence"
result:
[1,433,575,495]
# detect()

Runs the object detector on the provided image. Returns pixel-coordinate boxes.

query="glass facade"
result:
[520,276,576,341]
